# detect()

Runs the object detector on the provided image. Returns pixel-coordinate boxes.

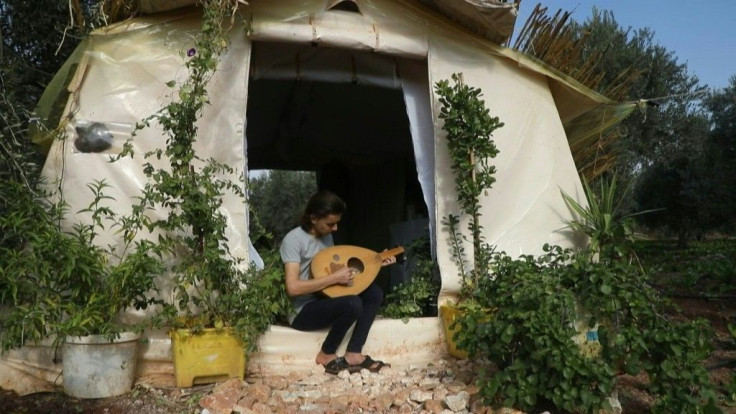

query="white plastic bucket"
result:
[62,332,139,398]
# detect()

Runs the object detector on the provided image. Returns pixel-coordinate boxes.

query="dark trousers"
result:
[290,284,383,354]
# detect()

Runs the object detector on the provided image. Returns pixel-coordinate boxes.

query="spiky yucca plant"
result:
[561,174,657,262]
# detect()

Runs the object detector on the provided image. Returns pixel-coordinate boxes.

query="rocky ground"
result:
[195,358,510,414]
[1,358,522,414]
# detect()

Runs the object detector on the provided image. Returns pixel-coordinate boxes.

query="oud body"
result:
[311,245,404,297]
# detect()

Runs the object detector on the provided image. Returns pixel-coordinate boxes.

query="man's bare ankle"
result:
[316,352,337,366]
[344,353,365,365]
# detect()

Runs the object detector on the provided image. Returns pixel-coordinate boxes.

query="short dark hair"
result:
[300,190,346,231]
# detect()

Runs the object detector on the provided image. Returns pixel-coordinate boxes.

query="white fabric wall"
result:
[426,25,587,297]
[2,0,604,392]
[245,0,587,296]
[398,59,437,257]
[40,11,253,318]
[44,0,592,345]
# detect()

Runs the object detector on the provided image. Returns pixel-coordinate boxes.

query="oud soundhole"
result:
[347,258,364,273]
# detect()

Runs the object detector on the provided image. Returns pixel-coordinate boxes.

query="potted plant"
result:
[161,246,290,388]
[113,1,290,387]
[433,73,504,358]
[0,179,164,398]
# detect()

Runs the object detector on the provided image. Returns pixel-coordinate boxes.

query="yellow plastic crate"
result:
[170,328,246,387]
[439,304,469,359]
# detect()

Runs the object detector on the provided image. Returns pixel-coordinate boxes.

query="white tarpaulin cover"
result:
[4,0,637,391]
[138,0,519,45]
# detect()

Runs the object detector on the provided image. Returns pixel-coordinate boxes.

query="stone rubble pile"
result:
[198,359,526,414]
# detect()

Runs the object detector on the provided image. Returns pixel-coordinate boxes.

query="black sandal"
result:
[323,357,356,375]
[356,355,390,373]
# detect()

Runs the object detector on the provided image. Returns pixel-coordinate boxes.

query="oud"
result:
[311,245,404,297]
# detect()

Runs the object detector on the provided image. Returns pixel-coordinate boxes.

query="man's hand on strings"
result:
[381,250,397,267]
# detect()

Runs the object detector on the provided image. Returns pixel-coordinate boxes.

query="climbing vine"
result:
[115,1,290,349]
[435,73,504,297]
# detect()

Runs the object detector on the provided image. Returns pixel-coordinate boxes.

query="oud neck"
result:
[380,246,405,260]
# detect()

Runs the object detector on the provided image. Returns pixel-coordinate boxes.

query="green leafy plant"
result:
[635,239,736,296]
[724,324,736,405]
[0,179,164,350]
[247,170,317,248]
[227,250,293,352]
[454,244,718,413]
[1,180,70,350]
[434,73,503,297]
[113,0,287,350]
[434,74,503,360]
[115,0,238,330]
[381,259,440,321]
[561,173,657,263]
[58,181,165,338]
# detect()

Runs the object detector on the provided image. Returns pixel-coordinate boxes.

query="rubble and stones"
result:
[198,359,522,414]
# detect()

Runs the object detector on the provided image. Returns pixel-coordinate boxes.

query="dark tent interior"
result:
[245,42,431,289]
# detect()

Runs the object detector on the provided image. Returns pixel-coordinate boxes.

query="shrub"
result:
[381,259,439,321]
[455,244,717,413]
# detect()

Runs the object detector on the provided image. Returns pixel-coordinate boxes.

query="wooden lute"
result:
[311,245,404,297]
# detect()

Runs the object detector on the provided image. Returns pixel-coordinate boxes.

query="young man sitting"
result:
[280,190,395,374]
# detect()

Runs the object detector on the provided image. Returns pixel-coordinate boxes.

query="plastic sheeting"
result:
[139,0,519,45]
[417,0,518,45]
[39,9,251,265]
[398,58,437,257]
[6,0,637,392]
[428,36,590,295]
[250,40,403,89]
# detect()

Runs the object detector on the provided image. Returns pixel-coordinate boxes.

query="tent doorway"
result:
[245,41,433,290]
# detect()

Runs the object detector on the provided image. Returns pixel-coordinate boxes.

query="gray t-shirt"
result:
[280,226,333,324]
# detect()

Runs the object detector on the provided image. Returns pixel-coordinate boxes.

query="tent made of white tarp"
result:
[3,0,636,392]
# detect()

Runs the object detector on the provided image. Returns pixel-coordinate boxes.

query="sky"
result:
[514,0,736,90]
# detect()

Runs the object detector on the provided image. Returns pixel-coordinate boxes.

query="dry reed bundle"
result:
[513,3,643,179]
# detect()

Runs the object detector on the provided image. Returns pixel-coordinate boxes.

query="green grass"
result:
[633,239,736,295]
